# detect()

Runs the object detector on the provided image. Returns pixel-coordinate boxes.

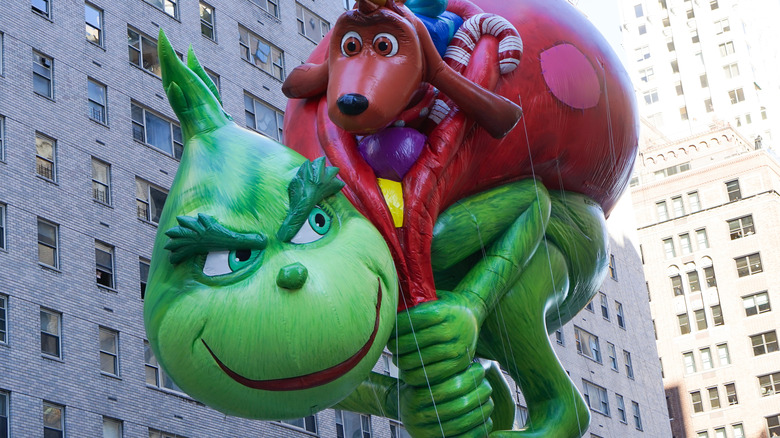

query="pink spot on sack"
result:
[540,43,601,109]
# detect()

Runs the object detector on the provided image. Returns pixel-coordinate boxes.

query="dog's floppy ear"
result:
[412,18,522,139]
[282,62,330,99]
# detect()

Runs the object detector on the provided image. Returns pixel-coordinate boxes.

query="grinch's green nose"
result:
[276,262,308,290]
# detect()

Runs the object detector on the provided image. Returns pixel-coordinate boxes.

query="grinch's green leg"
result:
[480,245,589,438]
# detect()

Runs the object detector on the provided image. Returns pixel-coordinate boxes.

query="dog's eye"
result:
[341,31,362,57]
[373,33,398,57]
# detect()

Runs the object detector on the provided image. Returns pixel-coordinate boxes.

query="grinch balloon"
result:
[144,0,638,434]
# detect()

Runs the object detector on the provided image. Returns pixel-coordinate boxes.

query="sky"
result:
[574,0,627,66]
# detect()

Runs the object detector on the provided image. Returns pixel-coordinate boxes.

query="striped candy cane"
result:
[443,13,523,75]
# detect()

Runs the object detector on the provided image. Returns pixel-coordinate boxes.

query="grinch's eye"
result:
[291,207,332,244]
[203,249,260,277]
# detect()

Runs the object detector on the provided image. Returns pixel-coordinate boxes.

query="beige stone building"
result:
[631,124,780,438]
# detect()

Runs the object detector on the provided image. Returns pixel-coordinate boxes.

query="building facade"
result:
[0,0,667,437]
[631,126,780,437]
[619,0,780,149]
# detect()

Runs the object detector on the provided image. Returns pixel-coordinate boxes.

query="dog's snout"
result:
[337,94,369,116]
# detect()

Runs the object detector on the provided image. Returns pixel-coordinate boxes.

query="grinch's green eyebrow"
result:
[165,213,267,265]
[277,158,344,242]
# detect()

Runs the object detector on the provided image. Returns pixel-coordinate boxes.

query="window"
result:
[759,372,780,397]
[624,351,634,379]
[671,275,683,296]
[335,410,371,438]
[691,390,703,413]
[743,291,771,316]
[735,253,762,277]
[728,215,754,240]
[103,417,122,438]
[37,219,59,268]
[636,46,650,62]
[608,254,617,280]
[554,329,564,345]
[389,422,411,438]
[715,18,730,34]
[0,390,7,438]
[149,428,187,438]
[0,295,6,344]
[691,30,699,44]
[643,89,658,105]
[144,340,183,392]
[675,80,684,96]
[687,191,701,212]
[92,159,111,204]
[582,380,609,415]
[726,180,741,201]
[663,238,676,259]
[244,93,284,141]
[686,8,694,18]
[703,266,716,287]
[599,292,609,320]
[248,0,279,18]
[514,405,528,429]
[200,2,215,41]
[88,79,107,124]
[724,62,740,78]
[680,106,689,121]
[585,299,594,312]
[712,305,724,326]
[639,67,654,83]
[607,342,618,371]
[632,401,642,430]
[717,344,731,366]
[36,132,56,181]
[145,0,178,18]
[239,26,284,80]
[700,74,708,88]
[705,98,714,113]
[708,386,721,409]
[282,416,317,433]
[671,196,684,217]
[0,115,4,161]
[732,424,744,438]
[204,69,220,93]
[574,326,601,362]
[694,309,707,330]
[687,271,701,292]
[95,241,115,288]
[40,309,61,358]
[719,41,735,57]
[634,3,643,17]
[43,402,64,438]
[680,233,692,254]
[0,203,5,250]
[751,330,779,356]
[85,3,103,46]
[728,88,745,104]
[656,164,691,178]
[33,51,54,98]
[296,4,330,43]
[659,0,667,9]
[678,313,691,334]
[700,347,713,370]
[769,415,780,437]
[128,28,160,76]
[616,394,627,423]
[615,302,625,329]
[671,59,679,74]
[136,178,168,224]
[696,229,709,249]
[140,259,150,299]
[683,351,697,374]
[99,327,118,376]
[666,36,674,50]
[710,0,719,9]
[656,201,669,221]
[131,103,183,158]
[725,383,738,405]
[32,0,51,18]
[638,24,647,35]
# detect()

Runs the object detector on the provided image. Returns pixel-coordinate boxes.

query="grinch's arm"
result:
[334,372,400,419]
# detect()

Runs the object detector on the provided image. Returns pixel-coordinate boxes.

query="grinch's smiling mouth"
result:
[202,279,383,391]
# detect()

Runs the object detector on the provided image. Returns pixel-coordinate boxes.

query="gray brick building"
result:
[0,0,668,437]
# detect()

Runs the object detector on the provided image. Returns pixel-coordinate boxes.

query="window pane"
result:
[145,112,173,154]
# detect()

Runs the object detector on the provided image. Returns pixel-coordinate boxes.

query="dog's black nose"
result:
[337,94,369,116]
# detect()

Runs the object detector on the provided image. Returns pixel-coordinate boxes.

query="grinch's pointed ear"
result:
[159,29,231,141]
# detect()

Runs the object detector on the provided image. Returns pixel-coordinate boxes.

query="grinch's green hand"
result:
[389,291,484,386]
[399,362,495,438]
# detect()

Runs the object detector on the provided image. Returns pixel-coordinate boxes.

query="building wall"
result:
[0,1,667,437]
[632,126,780,437]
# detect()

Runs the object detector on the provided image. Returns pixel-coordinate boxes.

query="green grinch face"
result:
[144,33,397,420]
